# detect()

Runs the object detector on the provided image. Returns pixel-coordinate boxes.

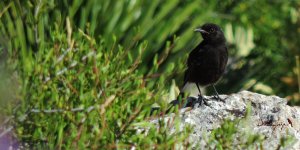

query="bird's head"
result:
[194,23,225,43]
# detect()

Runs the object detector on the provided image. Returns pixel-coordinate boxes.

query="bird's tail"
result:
[150,82,188,115]
[165,92,186,113]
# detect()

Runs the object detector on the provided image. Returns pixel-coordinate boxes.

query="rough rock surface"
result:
[153,91,300,149]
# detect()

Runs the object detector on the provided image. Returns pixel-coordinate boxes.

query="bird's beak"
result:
[194,28,209,34]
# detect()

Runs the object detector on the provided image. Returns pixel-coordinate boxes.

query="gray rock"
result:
[152,91,300,149]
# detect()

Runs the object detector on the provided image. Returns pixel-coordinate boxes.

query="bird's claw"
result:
[163,94,213,114]
[197,95,210,106]
[212,95,225,102]
[184,95,210,108]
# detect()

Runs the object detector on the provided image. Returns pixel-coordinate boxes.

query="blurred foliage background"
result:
[0,0,300,148]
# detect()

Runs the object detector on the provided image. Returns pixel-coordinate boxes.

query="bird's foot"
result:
[184,95,210,108]
[198,95,210,106]
[212,94,225,102]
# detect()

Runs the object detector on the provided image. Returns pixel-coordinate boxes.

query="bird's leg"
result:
[212,85,225,102]
[195,83,209,106]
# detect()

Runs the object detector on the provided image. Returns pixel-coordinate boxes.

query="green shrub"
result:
[0,0,299,148]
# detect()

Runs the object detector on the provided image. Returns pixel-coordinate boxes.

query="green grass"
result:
[11,22,192,148]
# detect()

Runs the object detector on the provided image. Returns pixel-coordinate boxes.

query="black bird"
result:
[150,23,228,115]
[170,23,228,110]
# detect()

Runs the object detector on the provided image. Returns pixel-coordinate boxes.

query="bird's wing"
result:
[219,46,228,73]
[184,44,207,84]
[187,44,206,68]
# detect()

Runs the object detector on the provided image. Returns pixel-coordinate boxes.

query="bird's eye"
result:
[210,28,215,32]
